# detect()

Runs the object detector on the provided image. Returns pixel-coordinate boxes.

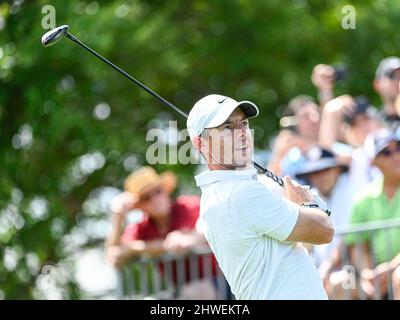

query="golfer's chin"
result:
[216,161,250,170]
[232,162,252,170]
[208,147,253,170]
[231,149,253,169]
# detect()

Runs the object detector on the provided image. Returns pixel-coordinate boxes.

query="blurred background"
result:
[1,0,400,299]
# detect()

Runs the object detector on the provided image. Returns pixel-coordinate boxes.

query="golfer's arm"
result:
[285,207,334,245]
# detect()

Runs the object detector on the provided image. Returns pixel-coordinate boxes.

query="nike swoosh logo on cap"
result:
[218,98,228,104]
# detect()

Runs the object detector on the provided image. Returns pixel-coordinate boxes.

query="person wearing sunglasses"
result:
[342,128,400,299]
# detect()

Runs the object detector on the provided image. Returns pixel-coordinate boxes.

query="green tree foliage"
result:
[0,0,399,299]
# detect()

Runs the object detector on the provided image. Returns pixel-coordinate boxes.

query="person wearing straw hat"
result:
[187,94,334,300]
[106,166,220,299]
[106,166,206,268]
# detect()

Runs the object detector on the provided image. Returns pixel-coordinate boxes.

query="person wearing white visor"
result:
[187,95,258,169]
[187,94,334,300]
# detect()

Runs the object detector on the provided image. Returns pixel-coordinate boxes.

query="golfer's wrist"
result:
[301,202,331,216]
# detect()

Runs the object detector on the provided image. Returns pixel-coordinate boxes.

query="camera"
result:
[344,95,371,125]
[333,64,348,82]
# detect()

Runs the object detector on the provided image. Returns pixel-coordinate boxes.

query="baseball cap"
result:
[375,56,400,79]
[364,128,400,160]
[186,94,259,141]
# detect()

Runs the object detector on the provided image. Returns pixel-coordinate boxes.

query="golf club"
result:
[41,25,284,187]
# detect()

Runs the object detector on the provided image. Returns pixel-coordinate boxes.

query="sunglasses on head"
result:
[377,141,400,158]
[140,186,164,202]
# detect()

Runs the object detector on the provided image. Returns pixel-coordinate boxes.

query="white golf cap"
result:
[187,94,259,141]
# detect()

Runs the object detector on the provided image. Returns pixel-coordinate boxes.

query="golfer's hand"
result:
[110,191,139,224]
[283,176,315,205]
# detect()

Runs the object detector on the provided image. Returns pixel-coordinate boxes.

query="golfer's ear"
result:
[373,79,381,93]
[192,136,202,150]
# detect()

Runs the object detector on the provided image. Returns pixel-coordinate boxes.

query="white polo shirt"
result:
[195,168,328,300]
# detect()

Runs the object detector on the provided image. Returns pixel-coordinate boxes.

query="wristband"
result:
[301,202,331,216]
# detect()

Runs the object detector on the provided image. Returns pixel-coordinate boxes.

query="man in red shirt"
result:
[106,166,218,299]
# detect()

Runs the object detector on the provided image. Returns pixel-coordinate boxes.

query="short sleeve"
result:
[229,181,300,242]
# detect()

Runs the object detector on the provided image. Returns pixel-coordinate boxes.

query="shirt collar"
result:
[195,168,257,187]
[371,177,400,201]
[370,178,384,198]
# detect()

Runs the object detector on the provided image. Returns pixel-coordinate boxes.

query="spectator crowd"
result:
[268,57,400,299]
[106,56,400,300]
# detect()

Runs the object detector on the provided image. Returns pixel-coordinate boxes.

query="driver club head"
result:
[41,25,69,47]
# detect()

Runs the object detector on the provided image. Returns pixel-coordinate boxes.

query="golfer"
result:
[187,94,334,299]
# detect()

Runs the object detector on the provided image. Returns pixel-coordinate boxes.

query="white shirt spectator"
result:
[349,146,382,190]
[331,143,382,190]
[195,168,328,300]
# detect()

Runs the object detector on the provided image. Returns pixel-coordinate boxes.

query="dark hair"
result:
[284,95,317,117]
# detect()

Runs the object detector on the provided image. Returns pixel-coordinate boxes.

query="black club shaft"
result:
[63,31,284,187]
